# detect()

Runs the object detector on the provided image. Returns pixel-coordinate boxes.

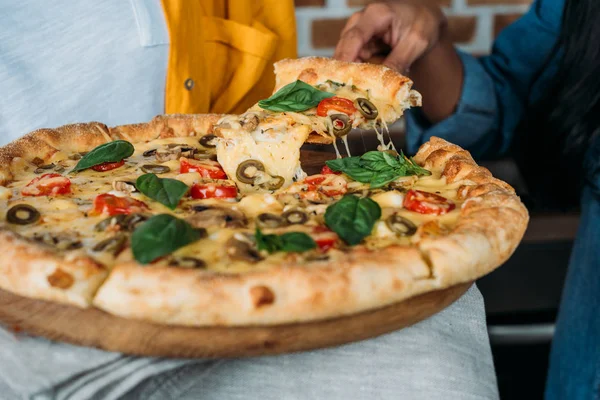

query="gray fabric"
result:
[0,285,498,400]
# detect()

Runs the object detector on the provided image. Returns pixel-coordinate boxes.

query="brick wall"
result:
[295,0,532,57]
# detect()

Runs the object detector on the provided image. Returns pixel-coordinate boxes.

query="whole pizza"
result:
[0,58,528,327]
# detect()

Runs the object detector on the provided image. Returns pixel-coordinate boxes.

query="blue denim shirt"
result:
[407,0,600,398]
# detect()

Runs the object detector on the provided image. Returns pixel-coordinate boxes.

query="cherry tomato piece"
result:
[91,160,125,172]
[22,173,71,197]
[321,165,341,175]
[180,158,227,179]
[91,193,148,216]
[403,189,456,215]
[312,227,339,252]
[316,97,357,117]
[190,183,237,199]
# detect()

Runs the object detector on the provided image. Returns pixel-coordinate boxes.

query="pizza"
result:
[0,57,528,327]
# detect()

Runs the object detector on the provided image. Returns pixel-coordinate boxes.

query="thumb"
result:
[382,33,429,74]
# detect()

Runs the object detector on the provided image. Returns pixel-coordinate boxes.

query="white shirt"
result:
[0,0,169,145]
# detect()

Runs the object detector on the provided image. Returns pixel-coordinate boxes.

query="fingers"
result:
[334,3,395,62]
[383,31,429,73]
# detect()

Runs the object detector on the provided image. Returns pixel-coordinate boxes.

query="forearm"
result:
[409,33,463,124]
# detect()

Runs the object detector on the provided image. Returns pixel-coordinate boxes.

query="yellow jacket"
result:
[160,0,297,115]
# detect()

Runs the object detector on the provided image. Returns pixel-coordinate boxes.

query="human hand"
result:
[334,1,446,73]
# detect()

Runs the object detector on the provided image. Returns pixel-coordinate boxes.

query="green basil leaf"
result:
[370,169,402,188]
[255,228,316,254]
[324,195,381,245]
[136,173,188,210]
[326,156,374,182]
[408,156,432,176]
[258,80,335,112]
[132,214,203,264]
[72,140,134,172]
[280,232,317,252]
[359,151,389,172]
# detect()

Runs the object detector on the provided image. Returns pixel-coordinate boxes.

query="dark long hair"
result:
[515,0,600,209]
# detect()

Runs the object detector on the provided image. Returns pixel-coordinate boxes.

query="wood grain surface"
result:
[0,283,471,358]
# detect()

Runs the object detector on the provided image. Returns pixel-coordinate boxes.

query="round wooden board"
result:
[0,282,471,358]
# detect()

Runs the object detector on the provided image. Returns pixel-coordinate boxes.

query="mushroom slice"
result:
[112,180,137,194]
[240,113,259,132]
[169,256,207,269]
[92,234,127,255]
[225,235,262,263]
[33,232,83,251]
[186,207,247,229]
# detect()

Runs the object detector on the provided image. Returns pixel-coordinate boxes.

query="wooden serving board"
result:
[0,283,471,358]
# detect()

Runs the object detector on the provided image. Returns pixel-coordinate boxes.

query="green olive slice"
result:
[256,213,285,229]
[199,134,217,148]
[385,214,417,237]
[143,149,157,157]
[192,150,218,161]
[236,159,265,184]
[92,234,127,254]
[355,98,378,120]
[34,163,56,174]
[141,164,170,174]
[260,175,285,191]
[330,114,352,137]
[169,256,207,269]
[6,204,40,225]
[282,209,308,225]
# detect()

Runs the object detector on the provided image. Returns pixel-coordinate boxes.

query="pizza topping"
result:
[186,207,246,229]
[91,160,125,172]
[258,80,334,112]
[6,204,41,225]
[260,175,285,191]
[355,98,378,120]
[95,213,148,233]
[136,173,189,210]
[236,159,266,184]
[33,232,83,251]
[282,209,308,225]
[34,163,56,174]
[226,234,262,263]
[190,183,237,199]
[91,193,149,216]
[311,227,339,252]
[330,114,352,137]
[141,164,171,175]
[321,165,341,175]
[255,228,316,254]
[131,214,206,264]
[239,114,260,132]
[72,140,134,172]
[169,256,207,269]
[316,97,357,117]
[92,234,127,255]
[304,174,348,197]
[324,195,381,245]
[385,214,417,236]
[326,150,431,188]
[199,134,217,148]
[256,213,285,229]
[22,173,71,197]
[180,158,226,179]
[143,148,157,157]
[403,190,456,215]
[112,180,138,194]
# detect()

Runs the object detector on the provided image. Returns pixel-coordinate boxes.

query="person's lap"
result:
[127,284,498,400]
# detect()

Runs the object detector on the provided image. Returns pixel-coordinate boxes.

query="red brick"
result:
[312,15,477,49]
[294,0,325,6]
[348,0,451,7]
[494,13,523,37]
[468,0,532,5]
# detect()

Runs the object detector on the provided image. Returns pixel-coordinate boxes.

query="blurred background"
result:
[296,1,575,399]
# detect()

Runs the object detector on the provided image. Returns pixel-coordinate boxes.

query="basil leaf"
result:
[255,228,316,254]
[370,169,402,188]
[324,195,381,245]
[132,214,203,264]
[72,140,134,172]
[136,173,188,210]
[258,80,335,112]
[359,152,389,172]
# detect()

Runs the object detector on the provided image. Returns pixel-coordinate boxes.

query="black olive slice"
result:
[143,149,157,157]
[199,134,217,148]
[330,114,352,137]
[236,159,265,184]
[92,234,127,254]
[257,213,285,229]
[385,214,417,237]
[355,98,378,120]
[141,164,170,174]
[6,204,40,225]
[282,209,308,225]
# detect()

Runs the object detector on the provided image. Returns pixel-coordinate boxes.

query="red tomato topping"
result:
[403,190,456,215]
[316,97,357,117]
[91,193,148,216]
[91,160,125,172]
[190,183,237,199]
[320,165,341,175]
[180,158,227,179]
[304,174,347,197]
[312,227,339,252]
[22,173,71,197]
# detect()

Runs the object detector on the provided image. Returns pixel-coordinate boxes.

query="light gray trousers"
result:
[0,285,498,400]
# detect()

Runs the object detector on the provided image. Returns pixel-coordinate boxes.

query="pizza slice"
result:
[215,57,421,193]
